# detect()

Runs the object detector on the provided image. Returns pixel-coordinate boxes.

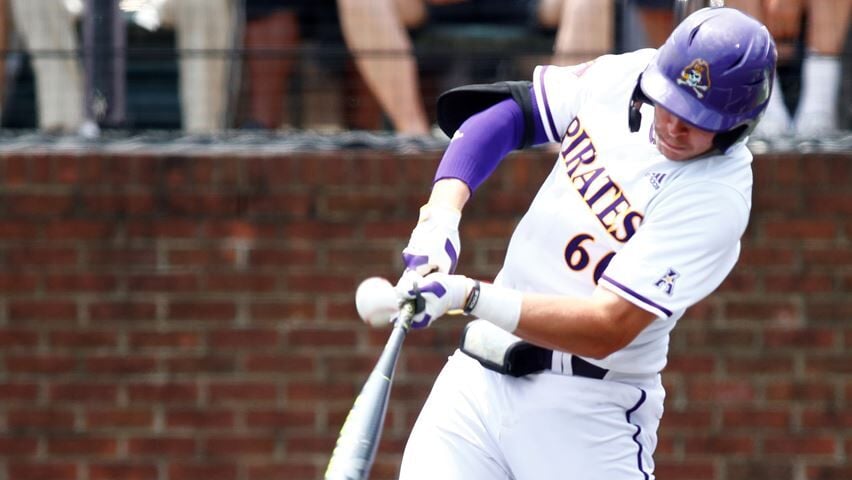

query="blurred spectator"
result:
[9,0,86,133]
[537,0,613,65]
[241,1,301,130]
[138,0,239,133]
[336,0,433,136]
[341,0,629,135]
[755,0,851,138]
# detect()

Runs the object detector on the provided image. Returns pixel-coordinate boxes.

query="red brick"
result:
[204,274,278,292]
[84,356,157,375]
[49,330,118,349]
[166,410,235,429]
[686,380,755,404]
[244,192,313,216]
[658,408,713,430]
[0,221,39,239]
[127,274,198,292]
[204,436,276,456]
[801,409,852,429]
[126,219,200,238]
[244,353,316,373]
[805,355,852,375]
[247,462,319,480]
[0,436,38,455]
[0,382,39,401]
[86,409,153,429]
[9,300,77,322]
[721,409,791,429]
[168,301,236,321]
[128,331,201,349]
[248,247,317,267]
[245,410,316,430]
[764,328,836,348]
[285,382,355,403]
[168,248,239,266]
[282,222,357,240]
[6,246,78,266]
[167,463,237,480]
[128,437,196,456]
[5,355,77,374]
[48,436,117,456]
[6,408,75,430]
[88,463,158,480]
[88,301,156,322]
[164,356,236,374]
[726,461,793,480]
[766,380,836,403]
[806,464,852,480]
[724,355,795,375]
[652,461,716,480]
[50,383,117,403]
[7,462,77,480]
[208,382,277,403]
[44,220,113,239]
[764,436,837,456]
[205,220,279,239]
[762,219,837,239]
[285,273,357,294]
[286,327,358,348]
[0,272,44,293]
[0,329,38,348]
[250,300,316,321]
[127,383,199,403]
[209,329,279,349]
[44,274,118,292]
[7,193,74,216]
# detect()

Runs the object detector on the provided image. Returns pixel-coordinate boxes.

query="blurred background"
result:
[0,0,848,143]
[0,1,849,480]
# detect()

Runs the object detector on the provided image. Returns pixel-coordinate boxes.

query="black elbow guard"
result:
[436,80,535,149]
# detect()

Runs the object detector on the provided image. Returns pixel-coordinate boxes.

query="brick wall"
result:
[0,149,848,480]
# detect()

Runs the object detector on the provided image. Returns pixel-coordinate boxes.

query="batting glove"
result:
[402,204,461,276]
[398,272,474,329]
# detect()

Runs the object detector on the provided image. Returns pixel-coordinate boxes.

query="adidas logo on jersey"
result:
[647,172,666,190]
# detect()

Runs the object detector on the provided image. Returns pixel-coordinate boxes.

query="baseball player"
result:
[394,7,776,479]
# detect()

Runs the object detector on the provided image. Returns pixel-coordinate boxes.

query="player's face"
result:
[653,106,715,161]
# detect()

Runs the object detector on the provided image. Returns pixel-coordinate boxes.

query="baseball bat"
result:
[324,300,416,480]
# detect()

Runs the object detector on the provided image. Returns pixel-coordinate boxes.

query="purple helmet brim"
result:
[641,59,733,133]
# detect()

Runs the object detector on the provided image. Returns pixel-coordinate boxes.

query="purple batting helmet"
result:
[637,7,777,151]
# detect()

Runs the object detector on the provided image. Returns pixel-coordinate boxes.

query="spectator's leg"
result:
[243,10,299,129]
[549,0,614,65]
[0,0,7,115]
[636,5,672,48]
[173,0,236,133]
[793,0,851,136]
[731,0,793,139]
[337,0,430,135]
[10,0,84,133]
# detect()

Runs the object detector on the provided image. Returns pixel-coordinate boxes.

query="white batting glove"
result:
[397,272,474,329]
[402,204,461,276]
[398,274,524,332]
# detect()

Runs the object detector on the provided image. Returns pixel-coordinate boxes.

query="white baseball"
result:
[355,277,399,327]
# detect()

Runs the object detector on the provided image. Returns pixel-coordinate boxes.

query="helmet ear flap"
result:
[628,75,655,133]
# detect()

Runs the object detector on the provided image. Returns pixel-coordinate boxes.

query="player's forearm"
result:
[427,178,470,211]
[514,294,635,359]
[473,284,655,360]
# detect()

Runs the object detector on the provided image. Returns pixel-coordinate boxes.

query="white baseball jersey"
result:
[495,49,753,375]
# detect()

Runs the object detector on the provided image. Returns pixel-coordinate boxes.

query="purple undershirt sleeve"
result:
[433,86,551,192]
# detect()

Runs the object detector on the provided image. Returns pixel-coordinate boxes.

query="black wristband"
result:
[463,280,481,315]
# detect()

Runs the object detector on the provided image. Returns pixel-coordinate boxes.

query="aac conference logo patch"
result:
[655,268,680,296]
[676,59,711,99]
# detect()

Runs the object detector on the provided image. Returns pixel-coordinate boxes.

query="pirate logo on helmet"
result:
[676,59,711,99]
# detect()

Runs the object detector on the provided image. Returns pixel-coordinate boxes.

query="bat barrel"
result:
[325,305,413,480]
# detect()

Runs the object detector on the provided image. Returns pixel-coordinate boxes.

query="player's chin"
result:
[656,138,692,161]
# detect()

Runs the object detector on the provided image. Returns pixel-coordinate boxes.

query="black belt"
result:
[464,340,609,380]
